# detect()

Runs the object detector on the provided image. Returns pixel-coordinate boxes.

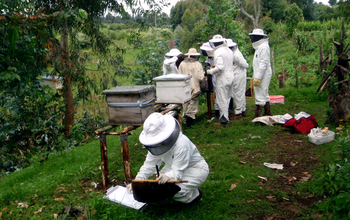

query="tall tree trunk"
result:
[61,25,75,135]
[234,0,261,29]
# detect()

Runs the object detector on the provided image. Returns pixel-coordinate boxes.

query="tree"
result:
[234,0,261,29]
[329,0,337,7]
[284,3,303,36]
[0,1,64,171]
[262,0,287,23]
[26,0,134,135]
[205,0,240,37]
[317,21,350,124]
[338,0,350,19]
[314,3,336,21]
[170,0,205,29]
[303,0,315,20]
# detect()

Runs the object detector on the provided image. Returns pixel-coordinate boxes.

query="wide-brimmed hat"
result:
[249,29,268,37]
[209,34,225,43]
[200,42,213,51]
[226,39,237,48]
[200,42,214,57]
[209,34,226,49]
[185,48,201,56]
[165,48,183,57]
[139,113,176,146]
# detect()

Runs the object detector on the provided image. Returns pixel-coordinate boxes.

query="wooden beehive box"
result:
[153,74,192,104]
[41,76,63,89]
[102,85,155,126]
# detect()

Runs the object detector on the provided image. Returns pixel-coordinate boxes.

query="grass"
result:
[0,85,338,219]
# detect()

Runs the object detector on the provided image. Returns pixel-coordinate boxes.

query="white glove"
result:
[126,183,133,193]
[157,174,170,184]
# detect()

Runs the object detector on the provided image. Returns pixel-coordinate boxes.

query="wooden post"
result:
[282,59,285,85]
[120,134,133,183]
[319,40,323,72]
[207,75,213,119]
[271,47,275,75]
[206,91,212,119]
[278,73,284,88]
[99,133,110,191]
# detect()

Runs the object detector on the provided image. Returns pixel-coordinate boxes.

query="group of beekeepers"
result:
[126,29,273,206]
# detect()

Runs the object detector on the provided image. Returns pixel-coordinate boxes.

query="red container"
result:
[269,95,285,104]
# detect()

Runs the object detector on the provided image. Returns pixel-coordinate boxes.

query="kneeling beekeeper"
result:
[131,112,209,204]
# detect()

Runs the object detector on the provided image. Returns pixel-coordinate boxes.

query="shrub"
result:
[77,32,91,48]
[261,16,275,35]
[109,23,126,30]
[70,111,102,145]
[293,31,317,55]
[284,3,303,36]
[314,136,350,219]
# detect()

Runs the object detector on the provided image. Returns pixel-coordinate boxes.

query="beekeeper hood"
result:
[200,42,214,57]
[165,48,183,59]
[226,39,238,51]
[209,34,226,49]
[139,113,180,156]
[249,29,268,43]
[185,48,201,60]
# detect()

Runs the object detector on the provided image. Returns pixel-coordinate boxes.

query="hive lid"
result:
[153,73,192,81]
[102,85,155,95]
[41,75,64,81]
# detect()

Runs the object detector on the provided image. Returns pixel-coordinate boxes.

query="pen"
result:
[156,165,159,177]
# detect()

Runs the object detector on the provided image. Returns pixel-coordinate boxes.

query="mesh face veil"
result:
[250,35,265,43]
[143,120,180,156]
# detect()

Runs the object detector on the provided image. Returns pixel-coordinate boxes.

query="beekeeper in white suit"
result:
[163,48,183,75]
[206,35,234,125]
[249,29,272,118]
[134,113,209,204]
[227,39,249,119]
[200,42,219,117]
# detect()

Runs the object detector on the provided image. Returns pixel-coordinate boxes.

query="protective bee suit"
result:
[200,42,219,116]
[178,48,205,127]
[227,39,249,117]
[163,49,183,75]
[249,29,272,117]
[206,35,234,125]
[135,113,209,204]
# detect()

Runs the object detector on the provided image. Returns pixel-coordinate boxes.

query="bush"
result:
[314,136,350,219]
[297,18,344,32]
[261,16,275,35]
[70,111,102,146]
[109,23,126,31]
[77,32,91,48]
[284,3,303,36]
[293,31,317,55]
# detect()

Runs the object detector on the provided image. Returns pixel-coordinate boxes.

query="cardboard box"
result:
[153,74,192,104]
[269,95,285,104]
[102,85,155,126]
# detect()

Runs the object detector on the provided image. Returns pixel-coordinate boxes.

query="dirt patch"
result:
[244,130,324,219]
[301,63,307,74]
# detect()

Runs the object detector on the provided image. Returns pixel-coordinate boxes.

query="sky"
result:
[314,0,330,5]
[162,0,179,15]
